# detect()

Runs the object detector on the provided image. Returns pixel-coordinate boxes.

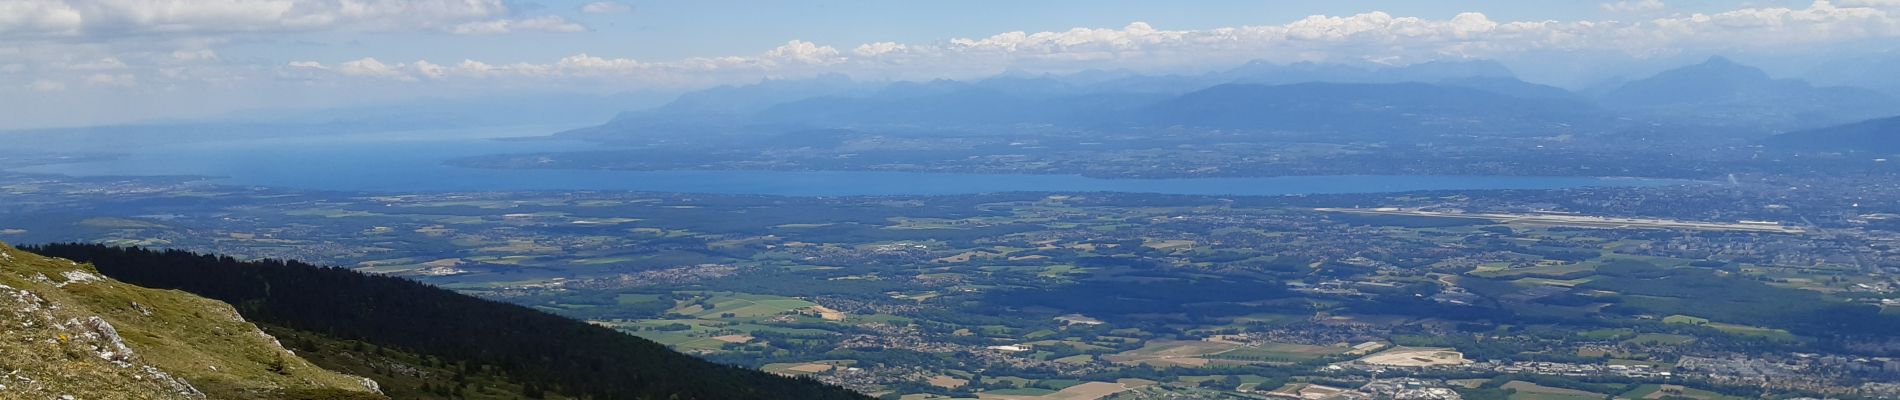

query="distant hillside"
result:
[1218,59,1517,85]
[1804,52,1900,97]
[1136,82,1603,136]
[562,59,1552,141]
[0,242,382,399]
[644,73,878,117]
[1761,115,1900,153]
[750,80,1162,128]
[23,243,869,400]
[1436,76,1583,102]
[1599,56,1898,130]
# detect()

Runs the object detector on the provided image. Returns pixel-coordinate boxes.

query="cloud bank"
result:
[0,0,549,38]
[269,1,1900,86]
[580,1,633,15]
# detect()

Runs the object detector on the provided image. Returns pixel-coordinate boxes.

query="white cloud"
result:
[762,40,843,64]
[274,0,1900,87]
[26,79,65,92]
[413,60,446,78]
[68,57,126,70]
[0,0,594,39]
[84,73,135,87]
[169,49,219,62]
[451,59,496,75]
[853,42,907,57]
[1838,0,1900,8]
[1601,0,1667,13]
[556,53,645,71]
[286,60,326,69]
[337,57,404,78]
[451,15,586,35]
[580,1,634,14]
[0,0,86,36]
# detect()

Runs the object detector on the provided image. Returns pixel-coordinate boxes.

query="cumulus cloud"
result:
[271,0,1900,87]
[413,60,446,78]
[581,1,634,14]
[556,54,645,71]
[451,15,587,35]
[337,57,407,79]
[762,40,844,64]
[853,42,907,57]
[1838,0,1900,8]
[67,57,126,70]
[26,79,66,92]
[1601,0,1667,13]
[169,49,219,62]
[84,73,135,87]
[0,0,582,39]
[286,60,326,70]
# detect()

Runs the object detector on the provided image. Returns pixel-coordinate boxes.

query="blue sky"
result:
[2,0,1894,129]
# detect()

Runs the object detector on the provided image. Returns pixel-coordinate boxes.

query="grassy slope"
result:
[0,242,382,399]
[25,242,871,400]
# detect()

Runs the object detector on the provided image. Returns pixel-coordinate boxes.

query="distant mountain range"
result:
[1138,82,1602,135]
[1217,59,1517,85]
[749,80,1164,128]
[1806,51,1900,97]
[1598,57,1898,130]
[6,91,676,152]
[565,56,1899,143]
[1762,115,1900,154]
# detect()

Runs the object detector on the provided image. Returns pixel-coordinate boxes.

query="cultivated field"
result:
[1501,380,1608,400]
[977,379,1154,400]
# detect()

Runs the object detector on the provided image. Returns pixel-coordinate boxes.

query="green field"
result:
[1501,381,1607,400]
[671,292,821,319]
[1619,384,1744,400]
[1662,315,1795,341]
[1623,333,1696,345]
[982,388,1056,396]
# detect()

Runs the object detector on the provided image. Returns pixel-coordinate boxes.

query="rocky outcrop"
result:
[0,283,205,399]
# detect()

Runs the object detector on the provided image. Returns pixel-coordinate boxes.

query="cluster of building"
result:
[1677,354,1900,394]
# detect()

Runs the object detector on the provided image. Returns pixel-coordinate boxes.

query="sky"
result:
[4,0,1900,129]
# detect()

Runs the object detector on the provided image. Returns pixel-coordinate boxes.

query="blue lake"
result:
[10,127,1689,196]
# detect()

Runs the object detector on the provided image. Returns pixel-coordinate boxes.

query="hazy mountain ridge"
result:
[4,92,671,152]
[569,56,1897,143]
[750,81,1167,128]
[1805,51,1900,97]
[564,60,1597,143]
[1136,82,1606,136]
[1762,115,1900,153]
[1218,59,1517,85]
[1598,56,1900,130]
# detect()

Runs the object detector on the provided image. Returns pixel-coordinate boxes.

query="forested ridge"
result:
[23,243,869,400]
